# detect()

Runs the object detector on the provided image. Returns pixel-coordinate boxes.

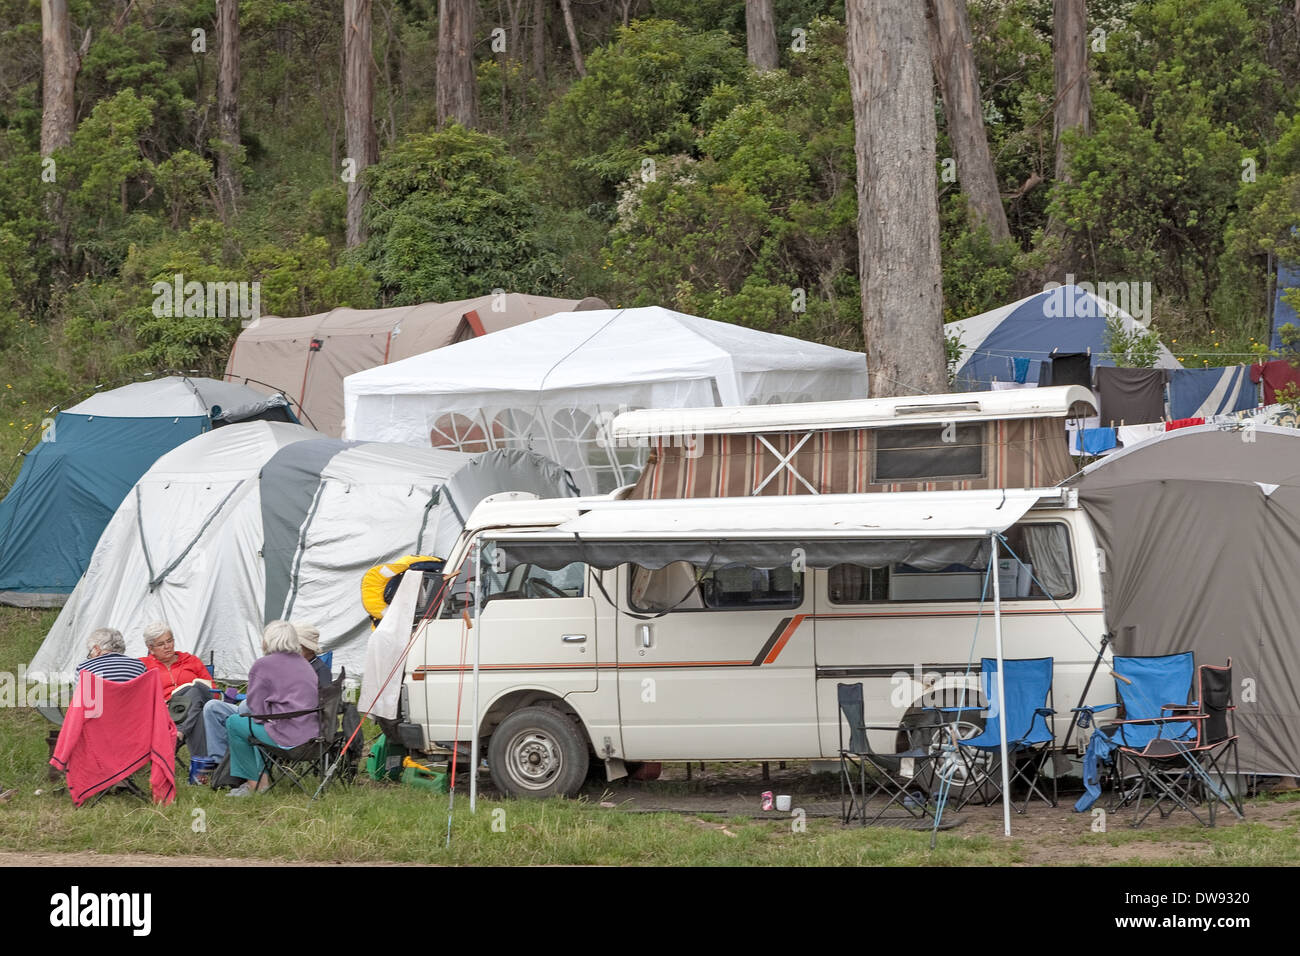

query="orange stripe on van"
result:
[762,614,806,664]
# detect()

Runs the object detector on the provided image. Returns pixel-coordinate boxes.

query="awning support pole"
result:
[470,541,482,814]
[991,532,1012,837]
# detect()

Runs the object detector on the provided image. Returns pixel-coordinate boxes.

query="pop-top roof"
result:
[610,385,1097,439]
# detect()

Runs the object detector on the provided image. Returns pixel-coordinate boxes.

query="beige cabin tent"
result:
[224,293,607,436]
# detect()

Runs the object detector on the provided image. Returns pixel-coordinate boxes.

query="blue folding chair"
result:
[1071,652,1195,814]
[948,657,1057,813]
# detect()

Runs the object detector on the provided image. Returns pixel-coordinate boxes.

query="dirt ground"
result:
[566,761,1292,865]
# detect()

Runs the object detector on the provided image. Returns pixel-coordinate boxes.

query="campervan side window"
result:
[872,424,985,482]
[827,522,1076,604]
[629,562,803,613]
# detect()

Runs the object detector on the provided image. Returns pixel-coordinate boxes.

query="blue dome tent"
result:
[948,284,1181,390]
[0,375,296,607]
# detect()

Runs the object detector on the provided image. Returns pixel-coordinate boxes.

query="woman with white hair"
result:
[140,621,212,702]
[76,627,146,682]
[224,620,320,796]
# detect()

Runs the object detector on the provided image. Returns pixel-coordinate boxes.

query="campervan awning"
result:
[482,489,1057,570]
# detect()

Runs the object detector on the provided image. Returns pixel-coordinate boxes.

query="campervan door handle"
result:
[561,633,587,643]
[638,624,653,648]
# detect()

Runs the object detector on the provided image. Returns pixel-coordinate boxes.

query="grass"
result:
[2,605,1298,865]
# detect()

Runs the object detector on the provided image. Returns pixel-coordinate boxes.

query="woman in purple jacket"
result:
[225,620,321,797]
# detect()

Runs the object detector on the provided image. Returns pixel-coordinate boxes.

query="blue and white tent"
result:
[948,285,1181,390]
[0,376,295,607]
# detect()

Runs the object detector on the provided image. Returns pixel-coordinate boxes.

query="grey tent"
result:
[1069,425,1300,775]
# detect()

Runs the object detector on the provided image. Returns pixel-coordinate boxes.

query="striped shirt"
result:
[76,654,147,683]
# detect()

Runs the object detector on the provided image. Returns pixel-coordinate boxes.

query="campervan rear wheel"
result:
[488,707,589,799]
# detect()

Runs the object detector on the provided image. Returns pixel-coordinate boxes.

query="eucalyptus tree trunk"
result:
[927,0,1009,242]
[41,0,80,268]
[437,0,480,126]
[558,0,585,77]
[1043,0,1092,274]
[847,0,947,397]
[216,0,241,213]
[345,0,379,248]
[745,0,779,72]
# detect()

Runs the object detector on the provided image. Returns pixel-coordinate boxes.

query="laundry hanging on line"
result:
[1094,366,1168,425]
[1167,366,1257,419]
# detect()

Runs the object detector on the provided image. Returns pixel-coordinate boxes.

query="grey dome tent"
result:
[0,376,295,607]
[1068,424,1300,775]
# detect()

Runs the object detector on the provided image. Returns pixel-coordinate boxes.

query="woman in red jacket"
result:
[140,622,212,701]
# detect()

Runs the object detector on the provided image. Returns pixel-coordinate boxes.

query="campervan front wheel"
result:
[488,706,590,799]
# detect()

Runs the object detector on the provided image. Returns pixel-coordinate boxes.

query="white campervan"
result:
[394,484,1110,799]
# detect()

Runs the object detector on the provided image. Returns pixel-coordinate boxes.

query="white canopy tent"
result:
[343,306,868,494]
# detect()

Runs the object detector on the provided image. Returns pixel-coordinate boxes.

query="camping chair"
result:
[51,670,177,806]
[250,670,350,796]
[1071,652,1195,814]
[1113,659,1244,827]
[948,658,1057,812]
[837,683,937,825]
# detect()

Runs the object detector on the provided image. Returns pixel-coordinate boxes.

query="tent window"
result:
[827,522,1075,604]
[630,562,803,613]
[872,424,985,482]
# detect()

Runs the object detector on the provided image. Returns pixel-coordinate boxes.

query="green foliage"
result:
[361,124,562,304]
[153,150,214,230]
[1104,314,1162,368]
[1049,86,1243,323]
[542,19,748,206]
[603,17,860,346]
[58,222,374,379]
[939,204,1019,322]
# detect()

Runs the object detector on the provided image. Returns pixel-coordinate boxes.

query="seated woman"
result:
[141,621,215,755]
[77,627,146,682]
[140,622,212,701]
[224,620,320,797]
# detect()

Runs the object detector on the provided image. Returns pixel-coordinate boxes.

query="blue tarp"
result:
[0,414,208,603]
[1271,261,1300,352]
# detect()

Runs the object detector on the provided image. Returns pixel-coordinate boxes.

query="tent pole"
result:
[991,532,1011,837]
[470,540,482,814]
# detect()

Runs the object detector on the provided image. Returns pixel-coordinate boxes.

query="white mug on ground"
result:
[775,794,792,811]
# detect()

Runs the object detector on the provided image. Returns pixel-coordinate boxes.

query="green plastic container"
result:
[401,765,449,793]
[366,734,404,782]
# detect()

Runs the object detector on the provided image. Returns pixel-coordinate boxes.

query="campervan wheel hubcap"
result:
[507,731,561,790]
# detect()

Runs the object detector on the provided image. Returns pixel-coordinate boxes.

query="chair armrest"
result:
[1071,703,1119,715]
[1035,708,1055,717]
[247,706,320,721]
[1114,714,1205,727]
